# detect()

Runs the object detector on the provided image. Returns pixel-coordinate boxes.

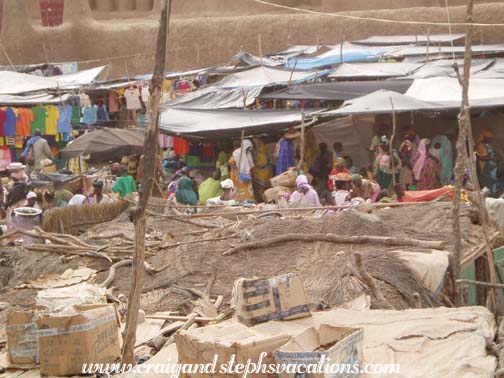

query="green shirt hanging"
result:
[30,106,48,135]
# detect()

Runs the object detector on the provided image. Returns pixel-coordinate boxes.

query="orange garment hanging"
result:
[173,137,190,155]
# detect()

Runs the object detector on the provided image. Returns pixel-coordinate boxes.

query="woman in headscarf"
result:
[351,174,381,202]
[399,127,418,189]
[229,139,255,203]
[253,138,273,202]
[275,130,298,175]
[369,123,390,174]
[476,131,498,195]
[328,157,350,192]
[175,176,198,206]
[414,139,441,190]
[289,175,321,207]
[431,134,454,186]
[68,194,90,206]
[375,136,400,191]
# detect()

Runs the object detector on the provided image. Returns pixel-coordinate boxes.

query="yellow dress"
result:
[229,156,255,202]
[253,140,273,201]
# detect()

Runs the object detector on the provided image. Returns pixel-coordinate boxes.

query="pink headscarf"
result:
[413,139,428,180]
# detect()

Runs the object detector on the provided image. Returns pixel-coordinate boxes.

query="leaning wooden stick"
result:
[223,233,445,256]
[122,0,171,365]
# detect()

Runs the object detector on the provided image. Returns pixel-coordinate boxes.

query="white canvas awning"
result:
[407,59,494,79]
[0,66,105,94]
[214,66,321,88]
[163,86,263,109]
[352,33,465,46]
[0,93,70,105]
[159,108,305,138]
[406,77,504,104]
[385,44,504,59]
[329,62,423,79]
[325,90,449,116]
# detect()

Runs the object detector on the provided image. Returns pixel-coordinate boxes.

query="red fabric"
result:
[40,0,64,27]
[173,137,190,155]
[404,186,453,202]
[327,168,351,191]
[0,108,6,136]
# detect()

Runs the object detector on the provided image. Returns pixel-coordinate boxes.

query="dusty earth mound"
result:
[0,203,488,322]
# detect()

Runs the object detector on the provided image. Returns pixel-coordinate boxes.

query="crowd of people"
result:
[0,123,500,222]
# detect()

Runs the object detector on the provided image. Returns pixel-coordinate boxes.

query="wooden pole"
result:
[297,111,305,170]
[0,42,15,69]
[121,0,171,365]
[339,30,344,65]
[450,0,497,308]
[389,97,397,186]
[258,34,263,65]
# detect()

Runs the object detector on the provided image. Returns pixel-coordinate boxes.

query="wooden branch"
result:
[214,295,224,309]
[457,279,504,289]
[389,97,397,186]
[223,233,445,256]
[204,270,217,298]
[100,260,132,288]
[152,202,448,220]
[158,235,235,250]
[354,253,394,310]
[146,314,212,322]
[122,0,171,365]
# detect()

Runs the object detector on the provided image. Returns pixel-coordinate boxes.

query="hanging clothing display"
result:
[57,104,72,133]
[108,91,119,113]
[31,106,48,135]
[158,134,173,149]
[44,105,59,135]
[173,137,190,155]
[16,108,34,137]
[124,87,142,110]
[96,105,109,126]
[0,108,6,136]
[5,107,18,137]
[82,106,97,126]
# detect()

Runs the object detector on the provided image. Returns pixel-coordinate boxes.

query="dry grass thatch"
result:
[42,200,130,235]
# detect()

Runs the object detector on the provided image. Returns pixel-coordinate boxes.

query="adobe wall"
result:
[3,0,504,78]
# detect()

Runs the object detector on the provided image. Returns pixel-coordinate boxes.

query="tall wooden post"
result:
[121,0,171,365]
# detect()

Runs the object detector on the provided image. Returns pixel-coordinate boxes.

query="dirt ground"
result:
[0,202,489,327]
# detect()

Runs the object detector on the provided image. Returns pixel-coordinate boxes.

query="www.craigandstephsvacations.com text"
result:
[82,353,401,376]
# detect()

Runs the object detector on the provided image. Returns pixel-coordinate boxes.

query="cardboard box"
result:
[6,311,39,366]
[233,272,311,326]
[36,304,120,376]
[274,324,364,378]
[176,321,293,378]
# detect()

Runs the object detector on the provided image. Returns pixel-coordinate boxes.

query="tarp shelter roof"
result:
[163,86,262,109]
[384,44,504,59]
[234,52,283,67]
[259,79,413,101]
[58,128,145,160]
[405,77,504,104]
[0,66,106,94]
[352,33,465,46]
[88,80,139,91]
[473,59,504,79]
[159,108,306,139]
[329,62,423,79]
[267,45,323,57]
[284,43,395,70]
[214,66,322,88]
[0,93,70,105]
[325,90,449,116]
[406,58,494,79]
